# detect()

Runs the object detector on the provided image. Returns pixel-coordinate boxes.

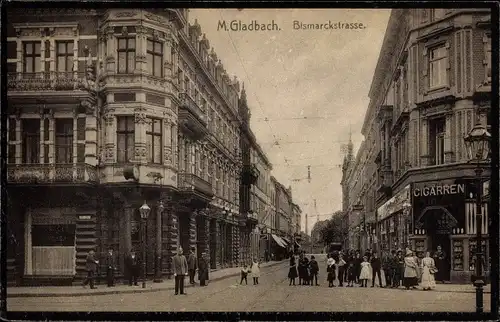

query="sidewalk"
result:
[8,260,286,298]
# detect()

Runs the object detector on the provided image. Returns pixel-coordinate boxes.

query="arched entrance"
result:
[417,206,456,281]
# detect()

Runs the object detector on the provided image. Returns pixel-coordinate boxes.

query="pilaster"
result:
[161,209,171,277]
[134,104,147,163]
[215,219,221,268]
[85,103,98,166]
[189,212,197,253]
[103,105,116,164]
[105,26,116,73]
[163,117,173,166]
[232,225,240,266]
[135,25,148,73]
[205,217,211,269]
[444,113,454,163]
[166,212,179,278]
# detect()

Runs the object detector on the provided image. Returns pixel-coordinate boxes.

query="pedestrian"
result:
[347,255,356,287]
[393,249,404,288]
[298,253,305,285]
[125,250,139,286]
[337,254,346,287]
[172,246,189,295]
[382,250,394,287]
[105,247,116,287]
[250,258,261,285]
[370,252,383,287]
[288,254,298,285]
[198,252,209,286]
[82,250,99,289]
[241,263,250,285]
[359,255,372,287]
[187,247,198,285]
[303,256,311,285]
[403,249,418,290]
[420,251,437,290]
[433,246,447,283]
[354,252,362,285]
[264,249,269,262]
[309,255,320,286]
[326,255,336,287]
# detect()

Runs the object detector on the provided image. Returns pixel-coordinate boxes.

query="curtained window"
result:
[117,116,135,163]
[55,119,73,164]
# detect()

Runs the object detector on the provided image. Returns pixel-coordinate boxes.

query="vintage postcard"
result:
[3,4,497,319]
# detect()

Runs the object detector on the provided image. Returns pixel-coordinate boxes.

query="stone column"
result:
[134,105,147,164]
[189,212,197,253]
[233,225,240,266]
[215,220,221,268]
[161,209,170,276]
[135,25,148,73]
[163,117,173,166]
[205,217,211,269]
[105,26,116,73]
[103,107,116,164]
[420,118,429,166]
[163,39,173,79]
[166,212,179,278]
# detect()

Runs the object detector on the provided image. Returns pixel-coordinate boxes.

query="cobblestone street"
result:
[8,256,491,312]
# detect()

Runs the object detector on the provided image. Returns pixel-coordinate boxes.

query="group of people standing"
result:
[81,246,210,295]
[286,247,446,291]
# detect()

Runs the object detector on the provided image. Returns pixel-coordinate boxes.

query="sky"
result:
[189,9,391,234]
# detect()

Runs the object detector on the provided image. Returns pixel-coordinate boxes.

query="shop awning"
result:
[294,241,301,248]
[282,237,290,244]
[271,234,286,248]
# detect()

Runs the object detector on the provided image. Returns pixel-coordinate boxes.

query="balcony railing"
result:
[8,72,86,92]
[7,163,98,184]
[178,172,213,197]
[179,92,207,125]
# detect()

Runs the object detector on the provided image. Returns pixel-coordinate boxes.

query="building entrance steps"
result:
[7,260,286,298]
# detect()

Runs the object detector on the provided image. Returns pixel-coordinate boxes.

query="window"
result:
[56,41,74,73]
[117,38,136,74]
[429,117,445,165]
[55,119,73,164]
[146,118,162,164]
[77,118,86,163]
[21,119,40,164]
[432,9,446,20]
[485,34,491,82]
[117,116,135,163]
[23,42,41,74]
[147,39,163,77]
[429,46,447,88]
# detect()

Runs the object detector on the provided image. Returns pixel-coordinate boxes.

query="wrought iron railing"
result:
[7,163,98,184]
[7,72,86,91]
[178,172,213,196]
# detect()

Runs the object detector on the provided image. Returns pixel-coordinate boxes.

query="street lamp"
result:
[154,200,164,283]
[139,201,151,289]
[464,120,491,313]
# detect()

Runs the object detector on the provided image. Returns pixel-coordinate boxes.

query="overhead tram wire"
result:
[218,9,289,166]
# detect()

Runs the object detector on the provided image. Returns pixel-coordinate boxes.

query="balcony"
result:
[178,92,208,140]
[241,163,260,185]
[246,210,258,224]
[7,72,90,103]
[177,172,213,205]
[7,163,98,185]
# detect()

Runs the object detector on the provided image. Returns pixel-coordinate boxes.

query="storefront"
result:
[377,185,411,254]
[411,178,489,283]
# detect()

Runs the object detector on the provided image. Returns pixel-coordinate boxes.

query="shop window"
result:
[32,225,76,246]
[55,119,73,164]
[116,116,135,163]
[22,119,40,164]
[429,45,448,89]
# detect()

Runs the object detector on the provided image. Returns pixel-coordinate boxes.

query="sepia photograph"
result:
[2,3,498,319]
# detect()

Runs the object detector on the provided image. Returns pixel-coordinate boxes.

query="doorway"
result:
[425,208,453,281]
[178,214,190,253]
[209,219,217,269]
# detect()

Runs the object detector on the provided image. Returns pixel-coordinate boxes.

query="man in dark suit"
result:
[125,250,139,286]
[370,252,383,287]
[106,247,117,287]
[82,250,99,289]
[172,246,189,295]
[187,247,198,285]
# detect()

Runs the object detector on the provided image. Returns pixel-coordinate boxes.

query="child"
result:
[327,255,336,287]
[250,258,260,285]
[240,264,249,285]
[359,256,372,287]
[347,258,356,287]
[309,255,320,286]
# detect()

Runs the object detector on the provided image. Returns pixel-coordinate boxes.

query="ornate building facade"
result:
[343,8,492,283]
[6,8,246,285]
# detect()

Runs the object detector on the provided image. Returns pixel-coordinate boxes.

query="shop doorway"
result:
[178,214,190,253]
[424,208,453,281]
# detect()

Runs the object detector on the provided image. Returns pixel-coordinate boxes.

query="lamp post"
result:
[154,200,164,283]
[139,201,151,289]
[464,120,491,313]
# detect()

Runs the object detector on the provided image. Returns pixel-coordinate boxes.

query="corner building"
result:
[6,8,245,285]
[344,9,492,283]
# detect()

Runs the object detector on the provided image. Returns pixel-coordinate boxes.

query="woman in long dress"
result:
[288,255,298,285]
[420,251,437,290]
[403,250,419,290]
